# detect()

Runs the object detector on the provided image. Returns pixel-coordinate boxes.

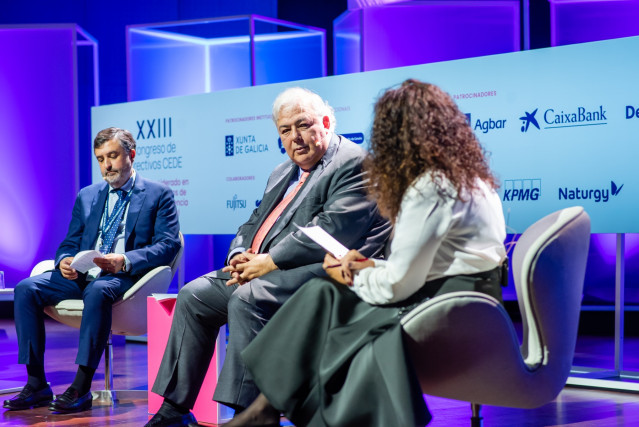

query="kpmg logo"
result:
[226,194,247,210]
[502,179,541,202]
[225,135,234,156]
[558,181,623,203]
[137,118,172,139]
[627,105,639,119]
[519,109,540,132]
[225,135,268,156]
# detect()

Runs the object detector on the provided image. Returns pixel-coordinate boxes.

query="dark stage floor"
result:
[2,319,639,426]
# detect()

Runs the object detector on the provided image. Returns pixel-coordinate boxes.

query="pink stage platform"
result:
[147,295,233,424]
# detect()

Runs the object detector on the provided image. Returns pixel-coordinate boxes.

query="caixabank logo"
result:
[519,105,607,132]
[225,135,269,157]
[502,179,541,202]
[466,113,507,134]
[558,181,623,203]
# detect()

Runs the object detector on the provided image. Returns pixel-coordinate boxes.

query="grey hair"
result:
[93,127,136,154]
[272,87,336,131]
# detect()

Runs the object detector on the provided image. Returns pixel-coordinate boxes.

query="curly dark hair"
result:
[365,79,498,222]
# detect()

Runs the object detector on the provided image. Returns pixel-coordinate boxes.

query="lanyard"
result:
[101,187,133,240]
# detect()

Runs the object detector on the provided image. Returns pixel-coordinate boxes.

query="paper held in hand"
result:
[296,225,349,259]
[69,250,105,273]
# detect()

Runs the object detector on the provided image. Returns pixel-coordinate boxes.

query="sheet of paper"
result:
[70,250,105,274]
[296,225,349,259]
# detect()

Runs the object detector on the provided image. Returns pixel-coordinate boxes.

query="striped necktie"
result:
[99,189,127,254]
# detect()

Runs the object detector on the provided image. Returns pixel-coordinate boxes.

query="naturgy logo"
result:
[558,181,623,203]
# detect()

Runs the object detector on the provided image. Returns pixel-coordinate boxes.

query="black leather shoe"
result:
[48,387,92,413]
[145,411,198,426]
[3,384,54,410]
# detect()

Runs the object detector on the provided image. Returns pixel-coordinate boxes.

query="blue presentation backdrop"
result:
[92,36,639,235]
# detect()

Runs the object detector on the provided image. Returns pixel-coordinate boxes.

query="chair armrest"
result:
[111,266,173,336]
[31,260,55,277]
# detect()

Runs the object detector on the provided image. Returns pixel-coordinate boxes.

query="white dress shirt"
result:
[87,171,136,278]
[351,172,506,305]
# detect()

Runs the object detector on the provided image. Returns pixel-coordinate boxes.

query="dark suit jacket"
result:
[55,174,181,278]
[226,134,391,305]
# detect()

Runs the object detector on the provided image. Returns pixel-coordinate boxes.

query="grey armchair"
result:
[32,232,184,402]
[401,207,591,424]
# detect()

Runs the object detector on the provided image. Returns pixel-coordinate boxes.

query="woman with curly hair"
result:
[225,80,507,427]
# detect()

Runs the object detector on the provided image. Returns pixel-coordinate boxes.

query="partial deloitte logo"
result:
[502,179,541,202]
[627,104,639,120]
[558,181,623,203]
[519,105,607,132]
[225,135,269,157]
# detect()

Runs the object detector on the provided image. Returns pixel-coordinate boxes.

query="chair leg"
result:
[104,331,116,403]
[91,331,145,402]
[470,403,483,427]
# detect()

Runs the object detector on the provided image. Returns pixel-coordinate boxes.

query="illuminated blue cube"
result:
[127,15,326,101]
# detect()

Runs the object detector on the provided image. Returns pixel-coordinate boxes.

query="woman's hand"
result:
[322,250,374,286]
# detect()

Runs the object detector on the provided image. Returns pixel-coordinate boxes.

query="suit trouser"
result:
[151,267,321,410]
[14,270,134,369]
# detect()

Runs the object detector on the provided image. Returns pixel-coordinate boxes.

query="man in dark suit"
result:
[147,88,391,426]
[3,127,181,414]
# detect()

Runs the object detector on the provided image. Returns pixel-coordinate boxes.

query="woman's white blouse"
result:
[351,174,507,305]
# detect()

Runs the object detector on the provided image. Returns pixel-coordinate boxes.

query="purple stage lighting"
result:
[0,25,97,287]
[550,0,639,46]
[334,1,521,74]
